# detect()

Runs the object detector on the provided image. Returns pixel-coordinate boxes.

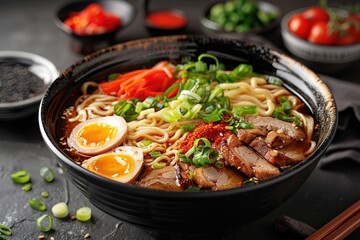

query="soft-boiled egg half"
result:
[81,146,144,183]
[68,116,127,155]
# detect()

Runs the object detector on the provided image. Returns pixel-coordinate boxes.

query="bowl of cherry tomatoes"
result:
[281,3,360,73]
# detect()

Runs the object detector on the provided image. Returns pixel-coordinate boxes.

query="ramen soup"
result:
[60,54,316,191]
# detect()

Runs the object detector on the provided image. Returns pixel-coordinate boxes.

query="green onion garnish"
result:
[39,167,55,183]
[232,105,257,115]
[181,124,196,132]
[10,170,31,184]
[149,152,162,158]
[41,191,49,198]
[21,183,32,192]
[151,162,166,169]
[28,198,46,211]
[76,207,92,222]
[51,202,69,219]
[36,214,53,232]
[137,139,152,148]
[0,224,12,236]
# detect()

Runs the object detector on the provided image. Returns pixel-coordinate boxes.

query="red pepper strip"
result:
[98,63,176,101]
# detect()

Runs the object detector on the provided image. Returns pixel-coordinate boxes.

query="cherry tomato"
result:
[303,6,329,23]
[288,14,312,39]
[308,22,337,45]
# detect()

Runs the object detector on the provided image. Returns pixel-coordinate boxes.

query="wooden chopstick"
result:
[306,200,360,240]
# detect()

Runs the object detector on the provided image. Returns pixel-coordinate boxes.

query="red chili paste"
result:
[179,122,230,153]
[146,11,187,29]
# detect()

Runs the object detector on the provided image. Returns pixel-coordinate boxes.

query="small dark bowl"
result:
[39,35,337,238]
[55,0,136,54]
[145,9,188,36]
[201,1,281,36]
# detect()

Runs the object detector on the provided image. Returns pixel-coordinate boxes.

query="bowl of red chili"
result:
[145,9,188,35]
[55,0,136,50]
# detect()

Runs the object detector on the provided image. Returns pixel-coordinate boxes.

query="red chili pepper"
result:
[64,3,121,36]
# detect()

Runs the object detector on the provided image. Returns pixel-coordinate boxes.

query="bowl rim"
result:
[0,50,58,109]
[200,0,281,34]
[39,35,338,199]
[54,0,136,40]
[281,7,360,48]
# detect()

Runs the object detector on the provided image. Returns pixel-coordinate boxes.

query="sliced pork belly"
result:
[136,166,183,191]
[193,166,244,191]
[215,133,281,180]
[249,136,305,167]
[264,130,293,149]
[237,128,265,144]
[245,116,306,141]
[176,161,196,189]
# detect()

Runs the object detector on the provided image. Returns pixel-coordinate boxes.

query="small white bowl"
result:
[281,9,360,72]
[0,51,58,120]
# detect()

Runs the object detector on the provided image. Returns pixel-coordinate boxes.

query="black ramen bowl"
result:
[39,35,337,238]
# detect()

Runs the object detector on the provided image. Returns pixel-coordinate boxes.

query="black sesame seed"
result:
[0,62,45,103]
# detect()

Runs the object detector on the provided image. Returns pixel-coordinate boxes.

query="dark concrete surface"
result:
[1,0,359,239]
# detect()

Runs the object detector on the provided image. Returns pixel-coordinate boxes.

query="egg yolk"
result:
[87,154,135,179]
[77,122,118,149]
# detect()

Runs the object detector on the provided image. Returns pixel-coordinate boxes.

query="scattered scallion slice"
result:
[28,198,46,211]
[51,202,69,219]
[151,162,166,169]
[21,183,32,192]
[149,152,161,158]
[10,170,31,184]
[0,224,12,236]
[76,207,92,222]
[39,167,55,183]
[181,124,196,132]
[41,191,49,198]
[36,214,53,232]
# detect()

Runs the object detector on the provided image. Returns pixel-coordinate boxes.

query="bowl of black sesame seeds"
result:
[0,51,58,120]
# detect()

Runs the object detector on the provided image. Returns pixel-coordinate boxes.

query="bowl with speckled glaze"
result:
[39,35,337,238]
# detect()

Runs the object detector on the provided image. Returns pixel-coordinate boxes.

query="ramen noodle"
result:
[60,54,316,191]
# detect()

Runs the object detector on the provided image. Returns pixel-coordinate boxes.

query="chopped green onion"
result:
[10,170,31,184]
[181,124,196,132]
[272,96,302,126]
[107,73,119,81]
[161,109,182,123]
[199,112,222,123]
[28,198,46,211]
[149,152,161,158]
[36,214,53,232]
[76,207,92,222]
[237,120,254,129]
[151,162,166,169]
[232,105,257,115]
[231,64,253,77]
[185,146,196,159]
[41,191,49,198]
[0,224,12,236]
[266,75,282,86]
[137,139,152,148]
[21,183,32,192]
[193,138,211,148]
[39,167,55,183]
[51,202,69,219]
[114,100,139,122]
